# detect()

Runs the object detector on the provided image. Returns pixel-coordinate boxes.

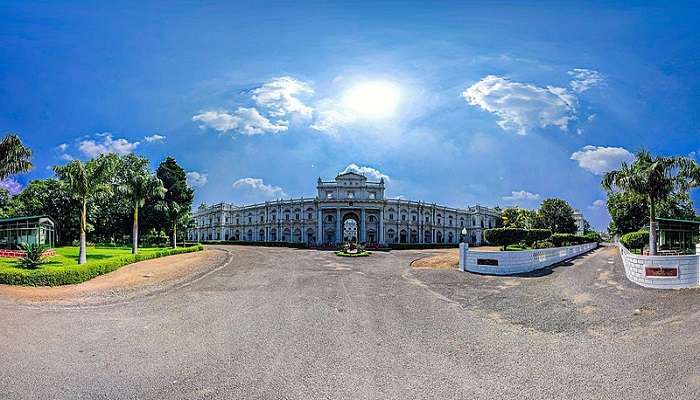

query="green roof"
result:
[656,217,700,225]
[0,215,54,224]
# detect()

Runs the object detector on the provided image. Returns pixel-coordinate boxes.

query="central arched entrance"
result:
[342,212,360,243]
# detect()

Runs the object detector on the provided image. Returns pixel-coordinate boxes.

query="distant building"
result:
[188,172,500,246]
[573,210,586,235]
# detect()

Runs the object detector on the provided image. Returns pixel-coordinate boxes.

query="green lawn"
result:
[0,244,203,286]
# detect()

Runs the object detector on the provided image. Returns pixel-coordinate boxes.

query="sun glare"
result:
[342,80,401,119]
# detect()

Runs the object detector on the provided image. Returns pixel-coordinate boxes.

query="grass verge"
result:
[0,245,204,286]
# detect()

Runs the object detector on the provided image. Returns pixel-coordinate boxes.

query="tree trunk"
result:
[79,199,87,265]
[649,199,658,255]
[132,206,139,254]
[172,224,177,249]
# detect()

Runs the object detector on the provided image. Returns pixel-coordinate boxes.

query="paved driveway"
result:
[0,245,699,399]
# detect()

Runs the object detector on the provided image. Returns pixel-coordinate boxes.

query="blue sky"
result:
[2,1,699,230]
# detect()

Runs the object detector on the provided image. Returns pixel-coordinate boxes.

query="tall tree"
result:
[0,133,32,180]
[54,158,115,264]
[156,201,191,248]
[537,198,577,234]
[117,173,166,254]
[602,150,694,255]
[143,157,195,237]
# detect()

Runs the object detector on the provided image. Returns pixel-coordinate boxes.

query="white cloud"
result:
[502,190,541,201]
[251,76,314,118]
[57,143,68,152]
[341,163,390,182]
[568,68,603,93]
[310,99,356,134]
[0,178,22,195]
[78,133,140,157]
[233,177,287,199]
[570,145,634,175]
[463,75,577,135]
[144,134,166,143]
[186,171,208,188]
[192,108,288,135]
[590,199,607,209]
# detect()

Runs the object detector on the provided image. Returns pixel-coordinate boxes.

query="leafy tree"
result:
[156,201,192,248]
[117,173,166,254]
[54,158,115,264]
[607,190,696,236]
[500,207,542,229]
[143,157,194,236]
[0,133,32,180]
[537,198,577,234]
[602,150,695,255]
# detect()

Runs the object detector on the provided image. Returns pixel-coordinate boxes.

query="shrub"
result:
[17,243,49,269]
[525,229,552,246]
[483,228,528,250]
[533,240,555,249]
[584,231,602,243]
[620,230,648,251]
[0,244,204,286]
[550,233,594,247]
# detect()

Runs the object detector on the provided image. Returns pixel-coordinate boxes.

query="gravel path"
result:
[0,244,698,399]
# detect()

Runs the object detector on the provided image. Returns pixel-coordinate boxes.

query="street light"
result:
[461,227,467,243]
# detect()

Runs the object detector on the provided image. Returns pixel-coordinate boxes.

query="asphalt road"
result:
[0,245,699,399]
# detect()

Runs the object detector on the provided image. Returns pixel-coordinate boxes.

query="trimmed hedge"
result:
[620,230,648,251]
[0,244,204,286]
[550,233,593,247]
[525,229,552,246]
[484,228,528,250]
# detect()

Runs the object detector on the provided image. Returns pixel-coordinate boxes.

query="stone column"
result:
[336,208,341,244]
[317,207,322,245]
[379,208,385,244]
[360,208,366,243]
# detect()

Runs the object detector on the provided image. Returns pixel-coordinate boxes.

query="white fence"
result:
[459,242,598,275]
[618,243,700,289]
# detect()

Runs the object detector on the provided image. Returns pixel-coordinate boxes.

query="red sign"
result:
[645,267,678,277]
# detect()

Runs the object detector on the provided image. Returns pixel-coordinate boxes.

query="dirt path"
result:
[0,249,229,306]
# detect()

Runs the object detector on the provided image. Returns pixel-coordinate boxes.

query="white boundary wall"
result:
[460,242,598,275]
[618,244,700,289]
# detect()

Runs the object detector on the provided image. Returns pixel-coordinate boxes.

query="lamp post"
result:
[461,227,467,243]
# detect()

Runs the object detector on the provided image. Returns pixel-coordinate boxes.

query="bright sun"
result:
[342,80,401,119]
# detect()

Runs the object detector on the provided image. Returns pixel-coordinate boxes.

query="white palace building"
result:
[188,172,501,246]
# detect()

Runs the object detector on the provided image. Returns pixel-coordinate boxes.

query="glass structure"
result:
[656,217,700,254]
[0,215,57,250]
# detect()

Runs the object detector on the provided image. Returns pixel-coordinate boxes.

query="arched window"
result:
[368,215,376,223]
[259,229,265,241]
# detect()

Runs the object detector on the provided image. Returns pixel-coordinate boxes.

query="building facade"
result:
[188,172,500,246]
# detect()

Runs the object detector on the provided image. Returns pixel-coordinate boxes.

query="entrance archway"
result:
[342,212,360,243]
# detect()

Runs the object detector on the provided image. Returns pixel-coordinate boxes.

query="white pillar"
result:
[459,242,469,271]
[360,208,366,243]
[317,208,322,245]
[379,208,385,244]
[336,208,341,244]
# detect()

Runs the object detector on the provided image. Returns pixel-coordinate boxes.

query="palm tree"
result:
[117,173,166,254]
[602,150,693,255]
[156,201,191,248]
[54,159,114,264]
[0,133,33,180]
